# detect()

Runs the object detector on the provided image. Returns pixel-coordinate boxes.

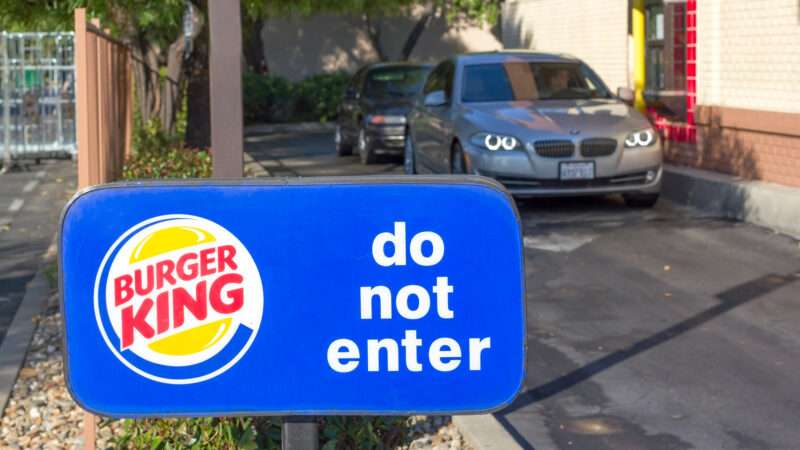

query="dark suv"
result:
[335,62,432,164]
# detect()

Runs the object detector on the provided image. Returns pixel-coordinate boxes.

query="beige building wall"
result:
[501,0,630,91]
[261,13,501,81]
[697,0,800,114]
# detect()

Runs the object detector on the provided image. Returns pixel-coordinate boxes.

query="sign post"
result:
[59,177,525,446]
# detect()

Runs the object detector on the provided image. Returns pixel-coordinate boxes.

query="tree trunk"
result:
[364,12,388,61]
[161,36,186,133]
[243,18,265,72]
[400,11,434,60]
[184,5,211,150]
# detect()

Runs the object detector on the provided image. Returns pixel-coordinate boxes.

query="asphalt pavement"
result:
[0,159,76,345]
[246,129,800,450]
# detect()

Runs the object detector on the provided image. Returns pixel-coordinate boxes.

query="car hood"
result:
[462,99,651,137]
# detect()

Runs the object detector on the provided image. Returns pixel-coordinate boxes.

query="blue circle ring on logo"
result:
[93,215,260,385]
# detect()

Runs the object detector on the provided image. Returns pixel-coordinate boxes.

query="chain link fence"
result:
[1,32,76,164]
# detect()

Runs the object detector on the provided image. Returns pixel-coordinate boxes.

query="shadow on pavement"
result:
[495,270,800,449]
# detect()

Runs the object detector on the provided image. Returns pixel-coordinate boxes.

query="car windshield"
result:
[363,67,430,99]
[461,62,611,102]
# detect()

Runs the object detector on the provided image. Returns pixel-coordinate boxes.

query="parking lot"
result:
[247,128,800,449]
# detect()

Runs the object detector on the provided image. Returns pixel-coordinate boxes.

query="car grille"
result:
[580,138,617,157]
[496,171,650,189]
[533,140,575,158]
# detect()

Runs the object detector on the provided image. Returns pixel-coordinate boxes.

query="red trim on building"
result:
[649,0,697,144]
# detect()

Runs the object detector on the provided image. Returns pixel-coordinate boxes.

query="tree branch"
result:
[400,9,435,61]
[364,11,387,61]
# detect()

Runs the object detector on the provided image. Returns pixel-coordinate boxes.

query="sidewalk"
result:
[662,164,800,240]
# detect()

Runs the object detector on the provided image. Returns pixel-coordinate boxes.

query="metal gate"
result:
[1,32,76,161]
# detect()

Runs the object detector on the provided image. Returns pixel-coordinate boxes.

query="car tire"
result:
[358,128,377,165]
[451,141,467,174]
[623,193,660,208]
[404,130,416,175]
[335,125,353,156]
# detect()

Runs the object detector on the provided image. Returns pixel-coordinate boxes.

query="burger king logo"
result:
[94,214,263,384]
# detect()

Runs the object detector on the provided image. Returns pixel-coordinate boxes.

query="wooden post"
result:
[209,0,244,178]
[74,8,90,189]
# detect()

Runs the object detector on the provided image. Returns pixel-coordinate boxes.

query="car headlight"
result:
[470,132,521,151]
[367,114,406,125]
[624,129,656,148]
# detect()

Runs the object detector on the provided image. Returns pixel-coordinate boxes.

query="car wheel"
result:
[358,128,377,165]
[335,125,353,156]
[404,130,416,175]
[451,142,467,174]
[623,193,660,208]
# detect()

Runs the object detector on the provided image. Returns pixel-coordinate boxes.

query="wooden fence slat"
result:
[75,9,134,189]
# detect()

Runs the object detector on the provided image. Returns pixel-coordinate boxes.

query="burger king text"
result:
[327,222,491,373]
[113,244,243,349]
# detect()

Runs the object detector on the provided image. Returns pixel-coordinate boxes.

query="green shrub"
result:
[320,417,408,450]
[122,146,211,180]
[109,417,281,450]
[243,72,294,124]
[242,71,350,124]
[292,72,350,123]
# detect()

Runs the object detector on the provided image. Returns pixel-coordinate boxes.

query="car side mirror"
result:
[424,90,447,107]
[617,87,635,104]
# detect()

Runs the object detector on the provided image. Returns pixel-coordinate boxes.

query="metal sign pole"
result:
[281,417,319,450]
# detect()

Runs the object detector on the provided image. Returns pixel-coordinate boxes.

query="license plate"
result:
[560,162,595,180]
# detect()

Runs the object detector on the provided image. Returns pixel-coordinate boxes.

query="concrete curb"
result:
[662,164,800,240]
[453,415,523,450]
[0,264,52,414]
[244,122,335,137]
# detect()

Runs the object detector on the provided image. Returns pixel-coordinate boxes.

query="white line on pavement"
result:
[22,180,39,193]
[35,170,46,179]
[524,233,596,253]
[7,198,24,213]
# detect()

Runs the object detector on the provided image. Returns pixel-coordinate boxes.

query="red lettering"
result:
[121,299,154,349]
[218,245,238,272]
[176,252,198,281]
[173,281,208,328]
[156,291,170,334]
[134,265,154,297]
[114,275,133,306]
[209,273,244,314]
[155,260,176,290]
[200,247,216,276]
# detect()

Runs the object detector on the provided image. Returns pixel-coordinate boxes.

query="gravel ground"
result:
[0,292,471,450]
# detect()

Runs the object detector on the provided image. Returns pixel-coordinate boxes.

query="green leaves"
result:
[243,71,350,125]
[105,416,409,449]
[108,417,281,450]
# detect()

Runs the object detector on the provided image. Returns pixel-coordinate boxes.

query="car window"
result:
[442,62,454,101]
[363,66,431,99]
[422,61,454,102]
[461,62,612,102]
[423,63,446,95]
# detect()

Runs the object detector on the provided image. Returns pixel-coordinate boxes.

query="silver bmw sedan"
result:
[405,51,662,207]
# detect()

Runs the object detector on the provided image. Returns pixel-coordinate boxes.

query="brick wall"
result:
[696,0,800,113]
[501,0,629,92]
[673,0,800,188]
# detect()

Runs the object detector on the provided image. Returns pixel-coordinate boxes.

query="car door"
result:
[414,62,448,173]
[339,67,366,142]
[427,61,455,173]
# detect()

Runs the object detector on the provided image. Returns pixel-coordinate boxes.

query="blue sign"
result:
[60,177,525,416]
